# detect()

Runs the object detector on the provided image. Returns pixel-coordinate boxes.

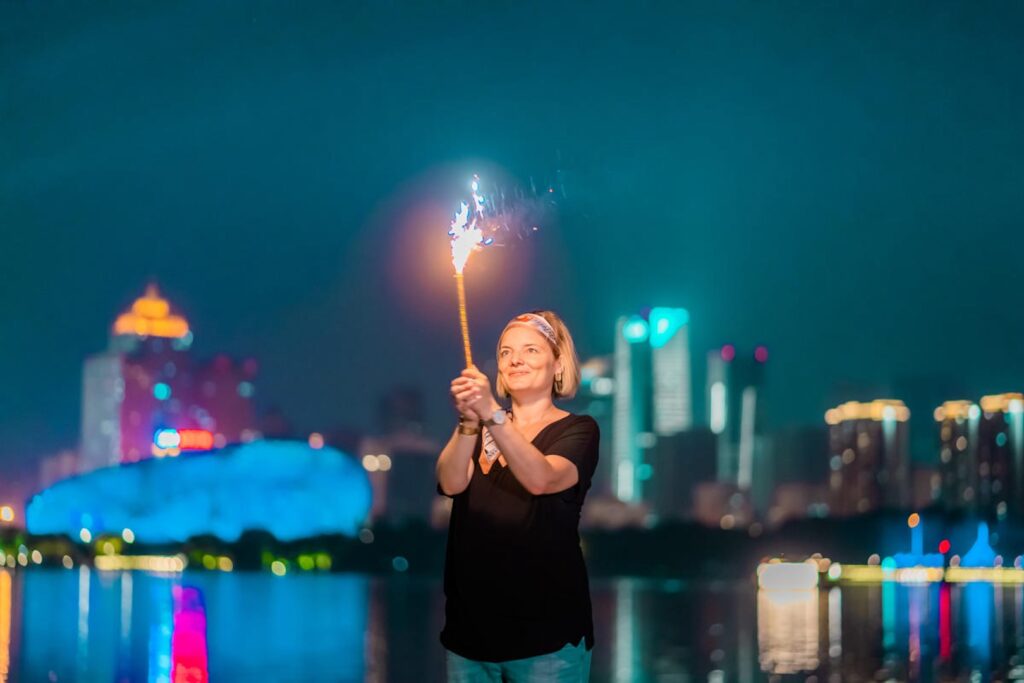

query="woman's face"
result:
[498,324,561,398]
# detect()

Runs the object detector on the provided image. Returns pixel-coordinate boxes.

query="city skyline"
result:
[4,1,1024,483]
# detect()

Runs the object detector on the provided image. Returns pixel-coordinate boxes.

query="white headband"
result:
[505,313,558,348]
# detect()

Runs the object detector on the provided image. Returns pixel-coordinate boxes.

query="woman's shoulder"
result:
[555,412,600,436]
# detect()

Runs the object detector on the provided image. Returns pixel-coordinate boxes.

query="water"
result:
[2,568,1024,682]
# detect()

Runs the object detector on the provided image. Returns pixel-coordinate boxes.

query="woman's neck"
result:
[510,395,561,426]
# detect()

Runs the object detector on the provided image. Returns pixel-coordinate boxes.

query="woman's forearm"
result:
[485,423,556,495]
[436,427,477,495]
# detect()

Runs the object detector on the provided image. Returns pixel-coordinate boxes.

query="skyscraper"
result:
[936,394,1024,517]
[612,315,652,503]
[825,399,910,515]
[935,400,976,513]
[649,308,692,436]
[79,285,258,474]
[705,345,768,489]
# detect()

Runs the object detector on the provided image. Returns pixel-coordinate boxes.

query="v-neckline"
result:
[523,413,573,445]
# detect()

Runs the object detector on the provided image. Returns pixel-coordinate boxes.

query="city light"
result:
[0,507,13,523]
[980,393,1024,413]
[122,528,135,543]
[825,400,910,425]
[709,382,726,434]
[622,316,649,343]
[754,345,769,363]
[155,428,182,449]
[907,513,920,529]
[308,432,325,449]
[647,308,689,349]
[94,554,187,573]
[112,284,190,339]
[178,429,214,451]
[757,561,819,591]
[720,344,736,362]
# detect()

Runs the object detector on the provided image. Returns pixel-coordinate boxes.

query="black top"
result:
[439,413,600,662]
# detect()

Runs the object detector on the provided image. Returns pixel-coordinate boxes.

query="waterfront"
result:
[3,568,1024,681]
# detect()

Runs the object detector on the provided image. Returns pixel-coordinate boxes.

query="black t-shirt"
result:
[439,413,600,662]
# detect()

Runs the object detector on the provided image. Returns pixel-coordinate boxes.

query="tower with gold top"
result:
[79,284,258,474]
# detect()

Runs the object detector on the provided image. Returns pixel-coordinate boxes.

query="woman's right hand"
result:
[451,374,482,423]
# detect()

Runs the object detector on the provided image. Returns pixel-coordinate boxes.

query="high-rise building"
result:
[825,399,910,515]
[649,308,692,436]
[79,285,258,474]
[705,345,768,490]
[978,393,1024,518]
[612,315,653,503]
[936,393,1024,517]
[611,308,693,504]
[935,400,976,513]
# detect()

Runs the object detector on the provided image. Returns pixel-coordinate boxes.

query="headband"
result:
[504,313,558,348]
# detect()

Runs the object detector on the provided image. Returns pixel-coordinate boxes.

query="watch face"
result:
[492,410,507,425]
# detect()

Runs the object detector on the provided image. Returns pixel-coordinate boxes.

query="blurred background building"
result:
[78,284,259,474]
[825,399,910,516]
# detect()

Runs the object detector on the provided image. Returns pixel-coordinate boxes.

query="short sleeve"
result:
[543,416,599,501]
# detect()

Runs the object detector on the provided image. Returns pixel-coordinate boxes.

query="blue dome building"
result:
[26,440,371,543]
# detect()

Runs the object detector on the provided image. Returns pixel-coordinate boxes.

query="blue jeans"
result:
[446,640,592,682]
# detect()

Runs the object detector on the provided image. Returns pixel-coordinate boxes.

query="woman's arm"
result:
[436,425,477,496]
[483,421,579,496]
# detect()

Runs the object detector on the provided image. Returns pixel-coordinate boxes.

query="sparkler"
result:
[448,177,490,368]
[447,172,554,367]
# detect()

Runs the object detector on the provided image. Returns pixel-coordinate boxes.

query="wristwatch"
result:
[481,410,508,427]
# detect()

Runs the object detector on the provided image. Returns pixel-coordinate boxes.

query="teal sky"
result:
[2,1,1023,487]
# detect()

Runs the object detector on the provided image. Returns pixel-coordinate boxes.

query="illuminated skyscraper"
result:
[935,400,977,512]
[612,315,652,503]
[825,400,910,515]
[936,393,1024,517]
[79,285,258,474]
[611,308,696,506]
[705,345,768,489]
[649,308,692,436]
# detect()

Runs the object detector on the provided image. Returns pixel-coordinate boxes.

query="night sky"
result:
[3,2,1023,490]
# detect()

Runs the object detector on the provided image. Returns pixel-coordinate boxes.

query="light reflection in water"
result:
[0,571,10,682]
[5,570,1024,679]
[612,578,637,683]
[965,581,993,674]
[756,589,819,674]
[171,586,209,683]
[827,585,841,662]
[77,565,90,680]
[148,577,172,683]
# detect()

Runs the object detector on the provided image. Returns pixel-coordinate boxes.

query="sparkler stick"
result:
[454,272,473,367]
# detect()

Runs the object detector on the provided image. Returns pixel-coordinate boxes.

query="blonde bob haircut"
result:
[496,310,581,400]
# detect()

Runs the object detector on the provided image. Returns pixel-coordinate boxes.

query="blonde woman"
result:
[437,310,599,682]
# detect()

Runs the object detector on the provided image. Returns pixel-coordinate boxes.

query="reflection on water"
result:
[757,589,818,673]
[3,567,1024,680]
[0,571,9,682]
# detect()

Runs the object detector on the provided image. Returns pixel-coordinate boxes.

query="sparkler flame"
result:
[448,175,490,273]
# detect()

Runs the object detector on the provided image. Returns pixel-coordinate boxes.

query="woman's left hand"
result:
[459,366,501,420]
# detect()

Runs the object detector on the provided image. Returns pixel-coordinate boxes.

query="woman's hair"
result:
[496,310,581,400]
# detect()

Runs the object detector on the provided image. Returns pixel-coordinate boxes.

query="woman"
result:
[436,310,599,682]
